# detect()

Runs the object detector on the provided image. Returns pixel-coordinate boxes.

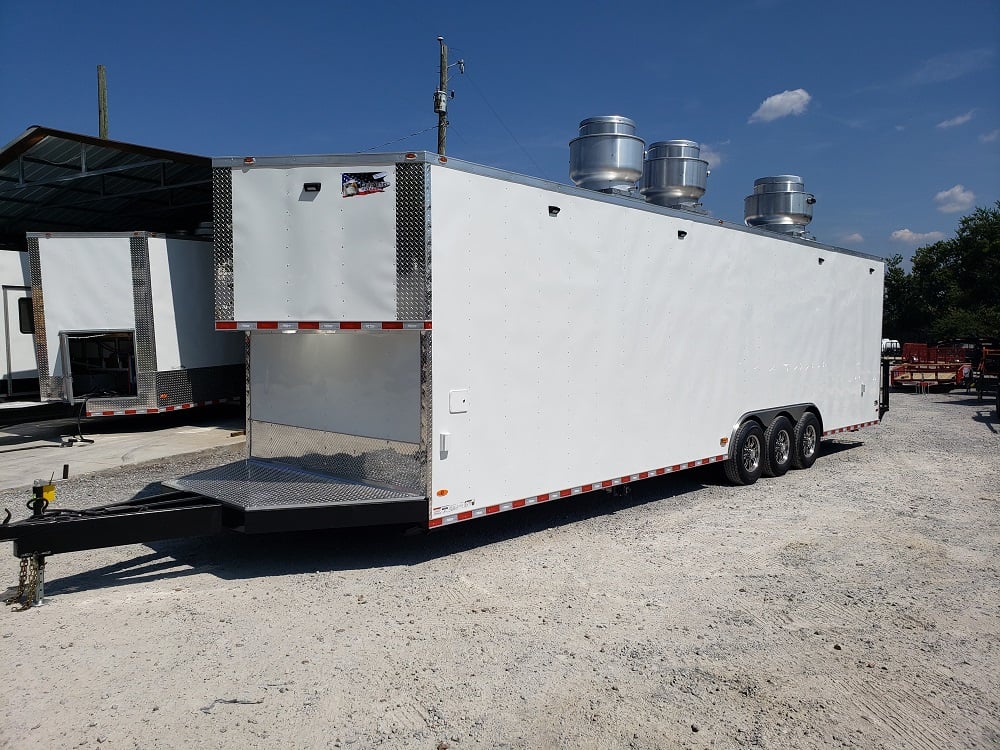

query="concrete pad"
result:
[0,405,246,491]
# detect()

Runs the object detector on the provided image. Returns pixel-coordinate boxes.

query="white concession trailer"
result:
[25,232,243,416]
[0,248,36,398]
[167,150,886,532]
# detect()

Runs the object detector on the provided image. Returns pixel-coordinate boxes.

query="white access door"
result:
[2,286,35,396]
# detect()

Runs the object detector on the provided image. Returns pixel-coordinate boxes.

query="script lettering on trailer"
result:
[342,172,390,197]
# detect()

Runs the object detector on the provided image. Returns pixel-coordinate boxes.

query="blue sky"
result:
[1,0,997,265]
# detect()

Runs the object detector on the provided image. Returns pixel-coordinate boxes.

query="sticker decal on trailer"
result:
[432,499,475,516]
[342,172,390,197]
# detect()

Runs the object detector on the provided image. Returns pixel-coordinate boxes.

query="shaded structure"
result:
[0,126,211,250]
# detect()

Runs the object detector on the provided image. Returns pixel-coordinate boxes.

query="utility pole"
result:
[97,65,109,139]
[433,37,464,156]
[435,37,448,155]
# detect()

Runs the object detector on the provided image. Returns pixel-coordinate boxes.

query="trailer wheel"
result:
[763,416,794,477]
[792,412,821,470]
[724,421,765,485]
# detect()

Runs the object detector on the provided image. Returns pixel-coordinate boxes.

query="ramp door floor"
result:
[166,459,423,512]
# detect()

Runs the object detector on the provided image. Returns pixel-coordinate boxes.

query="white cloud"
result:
[895,125,905,132]
[980,129,1000,143]
[934,185,976,213]
[910,49,994,84]
[891,229,946,244]
[699,142,724,169]
[936,110,975,129]
[749,89,812,123]
[842,233,864,244]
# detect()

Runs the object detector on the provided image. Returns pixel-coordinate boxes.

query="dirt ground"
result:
[1,391,998,749]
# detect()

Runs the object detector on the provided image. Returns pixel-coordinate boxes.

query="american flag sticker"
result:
[342,172,390,197]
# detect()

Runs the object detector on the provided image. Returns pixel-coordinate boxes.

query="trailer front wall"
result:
[230,165,399,322]
[35,236,135,384]
[428,166,883,517]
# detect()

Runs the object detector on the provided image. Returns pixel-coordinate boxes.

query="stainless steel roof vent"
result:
[744,175,816,237]
[569,116,645,192]
[640,140,709,210]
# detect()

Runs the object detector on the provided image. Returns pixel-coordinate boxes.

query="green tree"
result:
[883,253,927,341]
[887,201,1000,342]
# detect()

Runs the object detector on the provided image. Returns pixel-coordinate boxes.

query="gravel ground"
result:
[1,391,998,749]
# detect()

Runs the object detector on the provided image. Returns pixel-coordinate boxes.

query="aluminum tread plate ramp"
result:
[166,459,422,511]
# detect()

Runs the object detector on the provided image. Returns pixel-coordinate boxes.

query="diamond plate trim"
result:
[395,162,430,320]
[250,420,423,494]
[245,332,252,451]
[85,372,156,412]
[420,331,432,500]
[213,167,234,320]
[155,365,243,404]
[130,236,157,372]
[26,237,55,399]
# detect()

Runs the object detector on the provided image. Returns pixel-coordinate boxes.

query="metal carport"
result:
[0,126,211,250]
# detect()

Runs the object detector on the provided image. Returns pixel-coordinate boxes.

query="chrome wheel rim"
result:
[743,434,761,472]
[775,430,791,465]
[802,425,817,458]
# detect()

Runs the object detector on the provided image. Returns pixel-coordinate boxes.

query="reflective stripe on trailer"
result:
[428,453,728,528]
[86,398,236,418]
[822,420,880,436]
[215,321,431,331]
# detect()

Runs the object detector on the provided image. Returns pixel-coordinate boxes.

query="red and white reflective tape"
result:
[822,419,880,436]
[215,321,431,331]
[85,398,235,418]
[428,453,728,528]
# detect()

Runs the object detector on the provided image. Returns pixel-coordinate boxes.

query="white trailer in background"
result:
[25,232,244,417]
[168,152,886,532]
[0,248,36,398]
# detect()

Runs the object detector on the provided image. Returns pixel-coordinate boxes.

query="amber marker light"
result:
[435,489,449,497]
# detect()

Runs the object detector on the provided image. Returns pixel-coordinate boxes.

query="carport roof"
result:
[0,126,211,249]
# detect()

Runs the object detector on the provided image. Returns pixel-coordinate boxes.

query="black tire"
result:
[792,412,821,470]
[724,421,765,486]
[763,416,794,477]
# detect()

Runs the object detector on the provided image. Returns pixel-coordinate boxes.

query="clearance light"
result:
[436,489,449,497]
[160,393,168,400]
[720,437,729,446]
[405,152,417,159]
[243,157,255,165]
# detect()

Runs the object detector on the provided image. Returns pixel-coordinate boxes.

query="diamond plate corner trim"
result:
[420,331,433,500]
[130,236,157,373]
[213,167,235,321]
[26,237,55,399]
[395,162,430,321]
[244,332,252,453]
[250,420,424,494]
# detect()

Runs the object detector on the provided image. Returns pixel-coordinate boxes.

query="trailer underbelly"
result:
[165,459,426,532]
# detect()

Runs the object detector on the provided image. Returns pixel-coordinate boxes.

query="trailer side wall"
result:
[1,249,35,391]
[148,237,243,370]
[428,166,883,516]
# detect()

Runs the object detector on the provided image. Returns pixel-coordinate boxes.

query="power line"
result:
[362,124,438,152]
[460,71,550,179]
